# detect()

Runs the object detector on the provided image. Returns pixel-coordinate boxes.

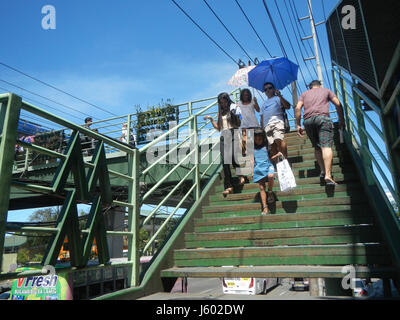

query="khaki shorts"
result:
[264,121,285,145]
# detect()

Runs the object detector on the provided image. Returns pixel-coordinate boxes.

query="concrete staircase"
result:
[161,129,398,285]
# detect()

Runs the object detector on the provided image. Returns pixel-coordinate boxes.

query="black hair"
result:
[240,88,252,103]
[254,128,267,149]
[263,82,275,89]
[309,80,322,89]
[216,92,234,131]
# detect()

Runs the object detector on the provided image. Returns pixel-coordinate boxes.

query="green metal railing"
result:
[332,63,400,268]
[0,89,241,293]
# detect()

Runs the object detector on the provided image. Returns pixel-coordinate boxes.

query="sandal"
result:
[267,191,275,204]
[239,176,246,186]
[261,205,269,216]
[222,187,233,196]
[324,178,337,186]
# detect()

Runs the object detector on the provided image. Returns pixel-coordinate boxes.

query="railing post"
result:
[193,115,200,200]
[127,114,131,146]
[24,148,30,171]
[351,83,374,185]
[188,101,193,117]
[336,68,356,147]
[0,94,22,268]
[127,148,140,287]
[379,96,400,210]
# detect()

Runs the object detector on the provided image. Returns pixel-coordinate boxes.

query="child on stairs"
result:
[253,128,282,215]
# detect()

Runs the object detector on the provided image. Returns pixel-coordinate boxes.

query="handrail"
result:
[332,65,400,210]
[0,88,239,293]
[21,100,133,154]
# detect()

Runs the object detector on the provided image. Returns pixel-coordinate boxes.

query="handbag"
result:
[276,156,297,192]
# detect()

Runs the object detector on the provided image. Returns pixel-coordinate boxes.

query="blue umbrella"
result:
[248,57,299,91]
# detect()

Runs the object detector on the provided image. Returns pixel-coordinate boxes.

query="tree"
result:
[17,207,61,265]
[28,207,60,222]
[17,248,30,265]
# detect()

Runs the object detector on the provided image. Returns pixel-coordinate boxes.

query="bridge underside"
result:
[9,148,218,211]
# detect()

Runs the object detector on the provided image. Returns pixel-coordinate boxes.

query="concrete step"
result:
[214,172,359,192]
[210,184,360,203]
[185,225,380,248]
[203,195,363,214]
[173,244,391,267]
[195,210,374,233]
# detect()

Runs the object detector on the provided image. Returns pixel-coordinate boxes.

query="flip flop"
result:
[324,178,337,186]
[261,206,269,216]
[222,188,233,196]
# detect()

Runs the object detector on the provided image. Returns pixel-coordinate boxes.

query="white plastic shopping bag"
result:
[276,158,297,192]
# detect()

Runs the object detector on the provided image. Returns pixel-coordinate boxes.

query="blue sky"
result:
[2,0,341,223]
[0,0,338,121]
[5,0,395,222]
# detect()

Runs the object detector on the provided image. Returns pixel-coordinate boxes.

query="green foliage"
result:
[155,217,180,250]
[135,98,178,143]
[17,207,61,265]
[33,254,44,262]
[138,229,149,252]
[29,207,59,223]
[17,248,30,265]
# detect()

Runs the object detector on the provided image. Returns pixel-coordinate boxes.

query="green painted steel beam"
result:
[42,189,83,267]
[0,94,22,268]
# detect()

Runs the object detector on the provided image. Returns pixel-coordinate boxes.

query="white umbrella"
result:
[227,66,256,87]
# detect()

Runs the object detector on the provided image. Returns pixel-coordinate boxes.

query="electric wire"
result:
[0,80,87,122]
[287,0,318,78]
[233,0,273,57]
[170,0,237,64]
[0,61,118,117]
[290,0,315,58]
[262,0,288,58]
[306,0,333,89]
[283,0,318,80]
[272,0,308,91]
[202,0,254,64]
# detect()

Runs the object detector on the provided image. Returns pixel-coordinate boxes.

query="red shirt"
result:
[299,87,337,120]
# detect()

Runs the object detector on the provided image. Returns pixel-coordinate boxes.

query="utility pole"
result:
[307,0,323,86]
[300,0,324,87]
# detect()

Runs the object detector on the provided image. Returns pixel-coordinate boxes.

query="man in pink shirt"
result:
[295,80,345,185]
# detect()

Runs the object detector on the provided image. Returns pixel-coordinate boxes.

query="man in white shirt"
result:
[260,82,291,158]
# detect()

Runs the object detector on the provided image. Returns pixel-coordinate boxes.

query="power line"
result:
[305,0,333,89]
[283,0,318,80]
[261,0,302,108]
[0,61,118,117]
[170,0,237,64]
[202,0,254,64]
[233,0,273,57]
[272,0,308,91]
[262,0,288,58]
[0,79,95,121]
[290,0,315,58]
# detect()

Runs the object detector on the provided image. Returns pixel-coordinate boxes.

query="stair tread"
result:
[196,210,368,224]
[211,184,357,201]
[203,196,361,213]
[187,224,376,238]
